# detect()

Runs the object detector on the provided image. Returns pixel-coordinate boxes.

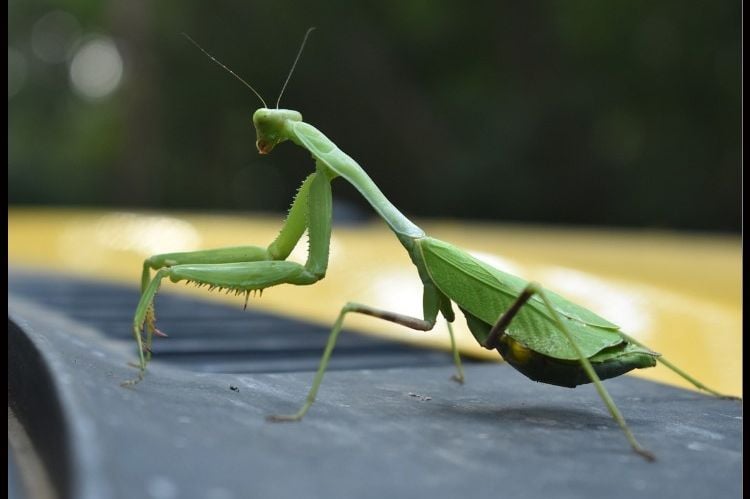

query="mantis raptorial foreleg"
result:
[125,170,331,385]
[267,301,465,422]
[135,172,319,360]
[139,172,318,294]
[137,246,278,362]
[482,283,655,461]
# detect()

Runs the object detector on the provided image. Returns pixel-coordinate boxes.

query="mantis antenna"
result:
[182,32,268,109]
[275,27,316,109]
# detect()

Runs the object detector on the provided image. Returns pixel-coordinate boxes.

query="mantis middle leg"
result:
[266,298,465,422]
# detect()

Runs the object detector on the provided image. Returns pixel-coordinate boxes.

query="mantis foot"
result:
[719,395,742,401]
[266,413,304,423]
[120,369,144,388]
[633,445,656,462]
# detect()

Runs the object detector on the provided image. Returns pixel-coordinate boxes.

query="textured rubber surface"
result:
[8,270,742,499]
[8,270,457,374]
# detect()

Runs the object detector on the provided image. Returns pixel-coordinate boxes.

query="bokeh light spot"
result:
[69,36,123,100]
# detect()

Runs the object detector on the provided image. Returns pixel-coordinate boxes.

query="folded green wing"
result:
[419,237,623,360]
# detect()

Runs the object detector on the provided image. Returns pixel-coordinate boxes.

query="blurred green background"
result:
[8,1,740,231]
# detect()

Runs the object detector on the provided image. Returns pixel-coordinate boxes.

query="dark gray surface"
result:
[8,446,26,499]
[8,274,743,499]
[8,270,456,374]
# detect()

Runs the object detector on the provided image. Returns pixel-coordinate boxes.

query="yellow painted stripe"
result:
[8,208,741,396]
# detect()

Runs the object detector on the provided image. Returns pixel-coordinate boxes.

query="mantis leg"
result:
[615,332,739,400]
[132,173,318,365]
[125,171,332,385]
[481,288,737,397]
[267,302,441,422]
[446,321,465,384]
[483,283,656,462]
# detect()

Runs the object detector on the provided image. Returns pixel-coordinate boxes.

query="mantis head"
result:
[253,108,303,154]
[183,28,314,155]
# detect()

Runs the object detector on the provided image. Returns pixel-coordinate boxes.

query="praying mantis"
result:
[129,29,736,461]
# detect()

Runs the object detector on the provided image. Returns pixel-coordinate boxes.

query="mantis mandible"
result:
[129,29,736,462]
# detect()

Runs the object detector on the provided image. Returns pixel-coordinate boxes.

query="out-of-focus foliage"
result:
[8,1,740,231]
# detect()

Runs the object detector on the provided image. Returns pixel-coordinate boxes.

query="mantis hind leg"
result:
[484,283,656,461]
[267,302,453,422]
[615,331,739,400]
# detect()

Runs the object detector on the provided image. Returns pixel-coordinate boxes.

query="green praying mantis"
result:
[129,29,736,462]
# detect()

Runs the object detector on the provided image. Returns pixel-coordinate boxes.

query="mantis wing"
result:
[419,237,624,360]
